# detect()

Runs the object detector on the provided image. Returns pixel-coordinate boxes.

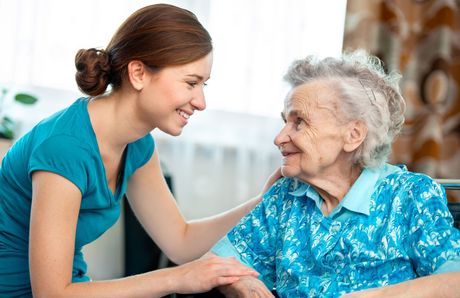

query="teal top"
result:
[213,164,460,297]
[0,98,154,297]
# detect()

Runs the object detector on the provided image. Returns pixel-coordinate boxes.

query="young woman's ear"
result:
[127,60,147,91]
[343,120,368,152]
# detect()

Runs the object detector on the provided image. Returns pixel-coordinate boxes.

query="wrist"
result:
[158,267,179,295]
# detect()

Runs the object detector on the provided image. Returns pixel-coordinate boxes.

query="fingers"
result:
[242,289,272,298]
[176,255,262,293]
[269,167,283,183]
[220,276,274,298]
[199,256,259,290]
[208,256,259,277]
[245,279,274,298]
[213,276,241,286]
[217,266,259,278]
[261,167,283,195]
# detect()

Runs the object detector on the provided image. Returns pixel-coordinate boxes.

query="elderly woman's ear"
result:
[343,120,367,153]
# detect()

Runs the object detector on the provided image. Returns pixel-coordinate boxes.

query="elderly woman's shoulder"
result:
[377,164,446,208]
[384,165,443,192]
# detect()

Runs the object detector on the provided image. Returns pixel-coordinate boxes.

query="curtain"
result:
[343,0,460,201]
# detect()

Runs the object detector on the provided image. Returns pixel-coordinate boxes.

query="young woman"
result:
[0,4,277,297]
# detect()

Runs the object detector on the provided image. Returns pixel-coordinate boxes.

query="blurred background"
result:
[1,0,459,284]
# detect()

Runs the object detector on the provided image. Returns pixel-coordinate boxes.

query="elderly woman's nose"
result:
[274,129,290,147]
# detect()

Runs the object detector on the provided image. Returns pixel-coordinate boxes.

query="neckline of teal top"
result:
[288,163,403,220]
[80,97,126,200]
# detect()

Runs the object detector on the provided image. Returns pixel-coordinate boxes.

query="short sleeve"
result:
[127,133,155,173]
[28,135,92,195]
[222,178,287,288]
[404,175,460,276]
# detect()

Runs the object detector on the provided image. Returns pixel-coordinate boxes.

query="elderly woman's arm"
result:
[344,175,460,298]
[342,272,460,298]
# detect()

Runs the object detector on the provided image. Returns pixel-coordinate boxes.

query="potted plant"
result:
[0,87,38,140]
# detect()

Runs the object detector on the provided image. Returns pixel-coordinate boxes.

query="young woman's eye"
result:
[187,82,198,88]
[187,81,208,89]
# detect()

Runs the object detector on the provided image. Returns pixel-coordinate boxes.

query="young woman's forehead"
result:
[168,52,213,78]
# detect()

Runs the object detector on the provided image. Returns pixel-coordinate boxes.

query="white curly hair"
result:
[283,49,406,168]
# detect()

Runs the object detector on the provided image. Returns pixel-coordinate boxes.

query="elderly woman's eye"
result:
[295,117,304,127]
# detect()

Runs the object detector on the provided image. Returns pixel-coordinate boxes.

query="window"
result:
[0,0,346,117]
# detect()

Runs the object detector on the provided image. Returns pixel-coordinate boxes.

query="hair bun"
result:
[75,48,111,96]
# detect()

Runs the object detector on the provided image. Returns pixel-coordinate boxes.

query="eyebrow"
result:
[290,110,308,118]
[185,74,210,81]
[281,109,308,121]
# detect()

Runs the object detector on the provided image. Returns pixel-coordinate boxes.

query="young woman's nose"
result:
[191,86,206,111]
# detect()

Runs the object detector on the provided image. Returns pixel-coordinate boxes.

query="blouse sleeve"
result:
[213,178,288,289]
[404,175,460,276]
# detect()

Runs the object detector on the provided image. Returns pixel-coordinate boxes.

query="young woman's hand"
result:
[170,254,260,294]
[218,276,275,298]
[260,168,283,198]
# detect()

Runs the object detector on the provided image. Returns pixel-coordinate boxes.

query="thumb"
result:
[261,167,283,194]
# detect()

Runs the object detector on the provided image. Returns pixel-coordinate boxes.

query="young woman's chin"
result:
[160,125,184,136]
[162,129,182,137]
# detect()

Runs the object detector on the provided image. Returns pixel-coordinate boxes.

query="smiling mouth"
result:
[176,109,190,120]
[281,151,298,157]
[281,151,300,159]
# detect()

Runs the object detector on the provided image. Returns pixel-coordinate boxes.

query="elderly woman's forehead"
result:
[285,80,337,107]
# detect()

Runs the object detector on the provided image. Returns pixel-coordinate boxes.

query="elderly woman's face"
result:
[274,81,348,181]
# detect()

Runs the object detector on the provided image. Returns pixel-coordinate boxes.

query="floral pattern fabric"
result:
[214,165,460,297]
[343,1,460,198]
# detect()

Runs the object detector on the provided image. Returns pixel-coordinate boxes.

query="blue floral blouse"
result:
[212,164,460,297]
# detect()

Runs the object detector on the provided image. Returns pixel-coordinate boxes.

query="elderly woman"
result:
[211,51,460,297]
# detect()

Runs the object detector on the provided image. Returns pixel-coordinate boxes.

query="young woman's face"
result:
[139,52,213,136]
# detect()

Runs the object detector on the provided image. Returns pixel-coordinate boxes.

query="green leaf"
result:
[14,93,38,105]
[2,116,14,124]
[0,117,15,140]
[0,128,14,139]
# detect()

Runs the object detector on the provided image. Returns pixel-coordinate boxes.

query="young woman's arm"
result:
[29,170,257,297]
[126,149,281,264]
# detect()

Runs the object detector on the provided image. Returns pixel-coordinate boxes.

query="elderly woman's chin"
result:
[280,165,300,178]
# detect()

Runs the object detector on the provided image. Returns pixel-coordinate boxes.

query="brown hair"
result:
[75,4,212,96]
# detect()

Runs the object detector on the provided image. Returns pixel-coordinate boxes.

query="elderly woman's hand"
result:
[170,254,260,295]
[218,276,275,298]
